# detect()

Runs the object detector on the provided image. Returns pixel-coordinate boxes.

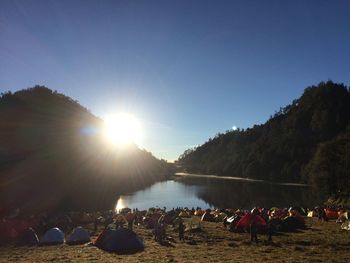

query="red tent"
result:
[235,214,266,231]
[324,208,338,220]
[0,221,19,242]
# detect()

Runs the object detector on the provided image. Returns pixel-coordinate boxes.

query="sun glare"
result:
[103,113,142,146]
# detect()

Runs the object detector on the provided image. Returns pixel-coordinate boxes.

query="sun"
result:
[103,113,142,146]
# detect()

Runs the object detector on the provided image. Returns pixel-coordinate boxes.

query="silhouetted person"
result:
[321,209,328,222]
[250,223,258,243]
[154,222,161,242]
[94,218,98,231]
[178,221,185,241]
[250,209,259,243]
[267,221,273,242]
[317,207,323,220]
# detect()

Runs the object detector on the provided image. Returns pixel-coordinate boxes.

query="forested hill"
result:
[0,86,172,215]
[178,81,350,201]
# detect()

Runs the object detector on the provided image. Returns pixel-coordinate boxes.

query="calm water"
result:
[115,175,317,211]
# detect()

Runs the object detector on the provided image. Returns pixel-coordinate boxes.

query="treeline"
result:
[178,81,350,202]
[0,86,173,215]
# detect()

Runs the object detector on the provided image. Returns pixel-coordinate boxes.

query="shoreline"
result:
[174,172,309,187]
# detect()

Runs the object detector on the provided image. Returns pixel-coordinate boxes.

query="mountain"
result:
[178,81,350,202]
[0,86,172,215]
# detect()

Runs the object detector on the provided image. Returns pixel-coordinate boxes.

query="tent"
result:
[40,227,65,245]
[194,209,204,216]
[307,210,317,217]
[289,207,307,216]
[337,211,348,223]
[94,228,144,253]
[281,216,305,231]
[324,208,339,220]
[341,220,350,231]
[228,216,242,231]
[186,216,202,232]
[235,214,266,232]
[289,210,305,225]
[66,226,90,245]
[0,220,19,242]
[214,212,227,222]
[226,215,239,224]
[268,208,287,219]
[16,228,39,246]
[269,218,284,231]
[179,211,191,218]
[201,212,214,222]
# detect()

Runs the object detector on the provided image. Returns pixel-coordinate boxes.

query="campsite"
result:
[1,207,350,262]
[1,1,350,262]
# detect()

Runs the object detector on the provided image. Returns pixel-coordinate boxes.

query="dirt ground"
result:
[0,217,349,263]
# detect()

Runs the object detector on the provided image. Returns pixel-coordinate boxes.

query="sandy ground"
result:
[0,217,349,263]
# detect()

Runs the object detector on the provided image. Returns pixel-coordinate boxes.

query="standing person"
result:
[127,217,134,230]
[250,208,259,243]
[126,212,135,230]
[178,220,185,241]
[316,207,323,221]
[321,208,328,222]
[94,217,98,232]
[159,223,166,242]
[267,220,273,242]
[154,222,159,241]
[250,223,258,243]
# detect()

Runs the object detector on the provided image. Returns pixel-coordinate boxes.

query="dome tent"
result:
[40,227,65,245]
[235,214,266,232]
[281,216,305,231]
[94,228,144,253]
[67,226,90,245]
[201,212,214,222]
[16,228,39,246]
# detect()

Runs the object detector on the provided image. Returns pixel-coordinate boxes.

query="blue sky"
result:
[1,0,350,161]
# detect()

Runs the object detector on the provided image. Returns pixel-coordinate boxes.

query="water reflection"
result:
[115,177,317,211]
[181,177,317,209]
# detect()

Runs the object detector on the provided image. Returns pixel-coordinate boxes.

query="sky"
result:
[1,0,350,161]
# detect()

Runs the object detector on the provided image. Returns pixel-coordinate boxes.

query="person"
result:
[321,208,328,222]
[267,221,273,242]
[250,223,258,243]
[178,220,185,241]
[128,217,134,230]
[125,213,135,230]
[159,223,166,242]
[154,222,160,241]
[94,217,98,231]
[316,206,323,221]
[250,208,259,243]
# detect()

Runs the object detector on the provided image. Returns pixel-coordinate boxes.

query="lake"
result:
[115,174,317,211]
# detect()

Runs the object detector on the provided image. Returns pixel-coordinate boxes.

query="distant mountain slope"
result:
[0,86,172,214]
[178,81,350,201]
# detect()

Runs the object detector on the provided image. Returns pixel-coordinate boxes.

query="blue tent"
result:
[95,228,144,253]
[40,227,65,245]
[67,226,90,245]
[16,228,39,246]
